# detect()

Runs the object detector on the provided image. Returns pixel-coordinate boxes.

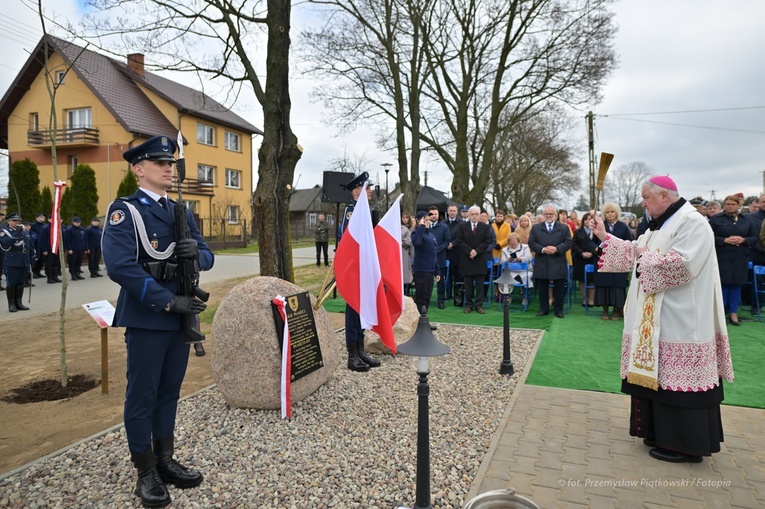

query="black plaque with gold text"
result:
[272,292,324,382]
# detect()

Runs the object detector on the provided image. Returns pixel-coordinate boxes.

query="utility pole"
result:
[587,112,596,209]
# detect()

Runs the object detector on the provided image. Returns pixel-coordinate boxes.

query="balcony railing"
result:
[169,177,216,196]
[27,127,100,147]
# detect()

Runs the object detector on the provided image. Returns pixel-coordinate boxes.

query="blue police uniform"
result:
[338,172,383,372]
[103,135,214,506]
[30,216,46,278]
[63,219,88,280]
[85,219,104,277]
[1,214,34,311]
[37,222,62,283]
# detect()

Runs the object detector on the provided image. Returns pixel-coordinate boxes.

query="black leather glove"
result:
[175,239,199,260]
[494,244,501,251]
[167,295,207,314]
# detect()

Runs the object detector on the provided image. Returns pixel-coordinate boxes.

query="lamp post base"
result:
[499,360,515,376]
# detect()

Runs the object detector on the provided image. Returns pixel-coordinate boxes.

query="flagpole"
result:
[314,261,336,310]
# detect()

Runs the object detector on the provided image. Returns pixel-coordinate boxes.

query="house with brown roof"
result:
[0,35,262,225]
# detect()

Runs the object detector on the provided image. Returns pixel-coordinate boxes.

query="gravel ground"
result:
[0,324,541,509]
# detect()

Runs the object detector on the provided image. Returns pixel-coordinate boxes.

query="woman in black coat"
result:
[709,195,759,325]
[594,203,632,320]
[571,212,599,306]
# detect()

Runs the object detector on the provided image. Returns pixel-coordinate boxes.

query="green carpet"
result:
[322,291,765,409]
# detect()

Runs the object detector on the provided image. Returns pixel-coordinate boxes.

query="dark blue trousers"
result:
[4,265,29,287]
[124,327,189,454]
[345,304,364,344]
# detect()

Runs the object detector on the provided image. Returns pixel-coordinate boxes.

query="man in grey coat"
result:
[528,204,573,318]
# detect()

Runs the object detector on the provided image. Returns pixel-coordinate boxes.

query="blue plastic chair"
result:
[583,264,596,315]
[753,265,765,323]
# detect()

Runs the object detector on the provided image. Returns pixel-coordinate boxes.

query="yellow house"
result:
[0,35,262,231]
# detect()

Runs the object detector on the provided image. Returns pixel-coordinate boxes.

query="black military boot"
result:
[7,287,17,312]
[356,340,380,368]
[14,287,29,311]
[131,449,171,508]
[153,437,203,489]
[347,342,370,372]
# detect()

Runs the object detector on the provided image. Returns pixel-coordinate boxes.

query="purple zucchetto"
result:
[648,175,678,192]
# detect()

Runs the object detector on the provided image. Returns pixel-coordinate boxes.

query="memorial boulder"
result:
[211,277,341,409]
[365,296,421,354]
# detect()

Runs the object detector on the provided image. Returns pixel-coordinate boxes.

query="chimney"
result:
[127,54,145,77]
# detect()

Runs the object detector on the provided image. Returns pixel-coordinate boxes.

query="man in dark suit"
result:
[102,135,214,507]
[528,204,573,318]
[453,205,492,314]
[427,206,450,308]
[444,204,462,301]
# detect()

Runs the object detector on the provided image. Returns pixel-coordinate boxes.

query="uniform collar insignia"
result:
[139,197,151,205]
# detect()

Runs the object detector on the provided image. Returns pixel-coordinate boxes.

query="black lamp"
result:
[397,307,451,509]
[381,162,392,211]
[494,269,515,376]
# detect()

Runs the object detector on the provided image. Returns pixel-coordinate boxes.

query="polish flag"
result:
[374,195,404,325]
[334,182,396,353]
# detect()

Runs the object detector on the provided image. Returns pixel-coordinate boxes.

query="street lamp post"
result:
[397,307,451,509]
[494,269,516,376]
[381,163,392,211]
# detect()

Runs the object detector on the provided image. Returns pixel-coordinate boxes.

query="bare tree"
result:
[304,0,617,205]
[604,161,653,214]
[85,0,300,279]
[302,0,435,214]
[489,107,580,215]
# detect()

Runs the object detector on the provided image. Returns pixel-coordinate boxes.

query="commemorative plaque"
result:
[272,291,324,382]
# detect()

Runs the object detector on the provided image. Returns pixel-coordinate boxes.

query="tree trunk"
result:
[254,0,302,280]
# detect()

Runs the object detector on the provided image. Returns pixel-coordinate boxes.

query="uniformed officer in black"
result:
[30,213,47,278]
[339,172,382,371]
[63,216,88,280]
[0,211,6,290]
[0,212,33,312]
[102,135,214,508]
[85,217,104,277]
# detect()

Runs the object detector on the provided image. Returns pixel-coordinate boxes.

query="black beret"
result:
[123,135,178,165]
[344,172,370,190]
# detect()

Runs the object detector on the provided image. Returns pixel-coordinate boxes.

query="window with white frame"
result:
[56,71,66,84]
[227,205,240,224]
[197,123,215,145]
[197,164,215,185]
[66,108,92,129]
[29,113,39,131]
[225,168,241,189]
[68,155,78,177]
[183,200,199,214]
[224,131,241,152]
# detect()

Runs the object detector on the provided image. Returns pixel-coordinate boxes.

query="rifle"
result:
[175,130,210,344]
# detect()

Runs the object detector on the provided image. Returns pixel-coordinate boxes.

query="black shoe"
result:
[356,341,380,368]
[347,343,370,372]
[649,447,702,463]
[194,344,206,357]
[475,307,485,314]
[33,273,43,279]
[729,319,740,326]
[95,273,104,277]
[536,311,549,316]
[48,278,58,284]
[464,307,472,314]
[643,438,656,447]
[7,287,17,312]
[53,276,62,283]
[131,449,172,508]
[437,302,445,309]
[153,438,203,489]
[555,312,564,318]
[90,274,98,278]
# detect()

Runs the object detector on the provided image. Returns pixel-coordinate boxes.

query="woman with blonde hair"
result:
[514,214,532,245]
[593,202,632,319]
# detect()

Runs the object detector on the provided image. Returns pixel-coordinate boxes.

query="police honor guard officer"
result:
[63,216,88,280]
[339,172,382,371]
[102,135,214,508]
[0,212,34,312]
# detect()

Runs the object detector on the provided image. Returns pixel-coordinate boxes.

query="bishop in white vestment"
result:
[591,175,734,463]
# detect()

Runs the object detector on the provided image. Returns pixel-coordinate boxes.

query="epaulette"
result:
[116,195,140,202]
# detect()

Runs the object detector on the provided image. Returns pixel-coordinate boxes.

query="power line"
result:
[602,106,765,117]
[599,116,765,134]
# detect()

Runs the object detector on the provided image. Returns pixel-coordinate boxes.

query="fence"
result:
[197,217,250,250]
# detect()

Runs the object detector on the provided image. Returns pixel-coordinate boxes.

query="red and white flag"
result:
[374,195,404,326]
[272,295,292,420]
[50,181,67,254]
[334,182,396,353]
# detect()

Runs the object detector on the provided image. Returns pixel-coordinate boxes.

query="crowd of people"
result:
[0,212,105,312]
[391,190,765,328]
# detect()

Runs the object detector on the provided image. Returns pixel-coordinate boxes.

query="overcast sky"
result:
[2,0,764,206]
